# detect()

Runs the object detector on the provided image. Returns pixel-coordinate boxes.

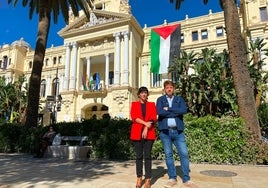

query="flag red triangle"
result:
[152,24,180,39]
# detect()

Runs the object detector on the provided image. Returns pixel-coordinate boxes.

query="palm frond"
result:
[169,0,184,9]
[59,0,70,24]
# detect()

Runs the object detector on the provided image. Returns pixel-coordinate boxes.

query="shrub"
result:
[183,114,268,164]
[258,103,268,133]
[0,116,267,164]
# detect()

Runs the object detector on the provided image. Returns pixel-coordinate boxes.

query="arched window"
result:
[52,78,60,97]
[40,79,46,97]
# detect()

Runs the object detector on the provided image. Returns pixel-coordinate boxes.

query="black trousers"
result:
[133,139,154,179]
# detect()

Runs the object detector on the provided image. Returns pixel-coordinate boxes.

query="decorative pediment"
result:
[58,10,131,36]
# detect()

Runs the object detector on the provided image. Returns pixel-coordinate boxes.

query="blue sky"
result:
[0,0,224,49]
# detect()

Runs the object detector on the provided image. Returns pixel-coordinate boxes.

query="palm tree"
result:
[8,0,94,127]
[169,0,261,138]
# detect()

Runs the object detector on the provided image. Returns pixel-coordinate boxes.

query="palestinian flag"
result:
[150,24,181,74]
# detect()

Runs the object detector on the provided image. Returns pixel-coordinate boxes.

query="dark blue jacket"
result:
[156,95,187,131]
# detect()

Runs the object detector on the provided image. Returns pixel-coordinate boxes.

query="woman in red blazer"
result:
[130,87,157,188]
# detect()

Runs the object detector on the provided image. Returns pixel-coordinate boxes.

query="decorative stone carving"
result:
[92,40,104,50]
[62,95,74,104]
[69,9,76,24]
[113,90,129,111]
[106,39,114,48]
[81,15,119,29]
[119,0,131,14]
[90,12,99,25]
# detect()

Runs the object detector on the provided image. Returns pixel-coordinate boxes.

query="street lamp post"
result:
[46,67,62,124]
[46,95,62,124]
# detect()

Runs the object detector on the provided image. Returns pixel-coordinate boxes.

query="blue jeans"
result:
[159,129,190,183]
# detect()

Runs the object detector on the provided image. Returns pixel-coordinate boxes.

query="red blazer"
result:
[130,101,157,140]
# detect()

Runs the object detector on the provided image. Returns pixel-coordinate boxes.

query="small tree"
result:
[0,75,27,123]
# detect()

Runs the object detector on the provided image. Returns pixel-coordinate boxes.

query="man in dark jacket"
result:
[156,80,198,188]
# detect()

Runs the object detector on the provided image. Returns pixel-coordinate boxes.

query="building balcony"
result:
[82,83,108,98]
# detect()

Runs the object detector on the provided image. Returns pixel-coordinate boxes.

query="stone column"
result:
[63,43,71,90]
[69,42,78,90]
[122,31,129,86]
[86,57,91,90]
[105,53,110,89]
[86,57,91,81]
[113,32,121,86]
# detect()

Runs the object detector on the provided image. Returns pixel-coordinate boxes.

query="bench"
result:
[45,135,90,160]
[61,136,89,146]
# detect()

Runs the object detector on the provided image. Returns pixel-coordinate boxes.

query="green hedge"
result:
[184,115,268,164]
[0,115,267,164]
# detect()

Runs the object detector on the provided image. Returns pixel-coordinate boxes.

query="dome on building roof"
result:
[11,38,31,48]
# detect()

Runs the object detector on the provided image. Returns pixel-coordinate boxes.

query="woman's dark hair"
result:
[137,86,149,96]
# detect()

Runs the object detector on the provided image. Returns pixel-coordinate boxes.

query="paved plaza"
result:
[0,153,267,188]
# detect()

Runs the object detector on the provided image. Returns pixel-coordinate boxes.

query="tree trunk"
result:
[221,0,261,138]
[25,0,51,127]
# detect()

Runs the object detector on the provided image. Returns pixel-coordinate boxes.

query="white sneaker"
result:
[164,179,177,188]
[182,180,198,188]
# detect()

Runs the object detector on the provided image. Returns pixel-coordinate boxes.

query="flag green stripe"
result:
[150,30,161,74]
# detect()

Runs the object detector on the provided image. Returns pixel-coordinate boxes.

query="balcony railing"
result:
[82,83,107,98]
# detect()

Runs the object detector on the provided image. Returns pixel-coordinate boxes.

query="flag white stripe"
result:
[159,35,170,74]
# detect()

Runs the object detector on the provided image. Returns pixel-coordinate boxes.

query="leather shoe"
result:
[144,178,151,188]
[136,177,142,188]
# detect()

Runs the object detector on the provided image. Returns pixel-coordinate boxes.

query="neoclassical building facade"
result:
[0,0,268,125]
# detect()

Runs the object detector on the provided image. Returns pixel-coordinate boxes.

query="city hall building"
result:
[0,0,267,125]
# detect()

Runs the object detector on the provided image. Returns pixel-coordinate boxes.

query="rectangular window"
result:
[216,27,224,37]
[192,31,198,41]
[45,58,49,66]
[260,7,268,21]
[53,57,57,65]
[181,33,184,43]
[3,56,8,69]
[58,56,62,64]
[201,29,208,40]
[109,71,114,85]
[151,73,162,88]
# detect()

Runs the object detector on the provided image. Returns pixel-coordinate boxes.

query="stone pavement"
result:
[0,153,267,188]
